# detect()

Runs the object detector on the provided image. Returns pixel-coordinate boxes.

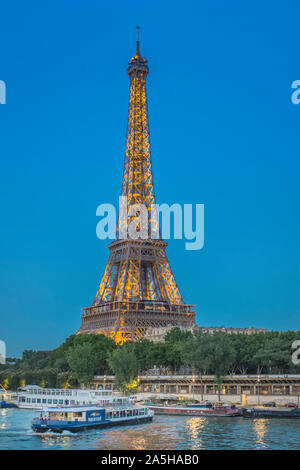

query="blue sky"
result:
[0,1,300,356]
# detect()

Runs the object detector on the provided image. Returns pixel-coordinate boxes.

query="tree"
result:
[66,343,99,386]
[182,331,212,374]
[50,333,116,375]
[207,333,236,377]
[166,343,183,373]
[22,350,51,370]
[108,348,139,393]
[131,339,153,372]
[182,331,236,399]
[164,327,193,344]
[145,342,168,370]
[253,338,291,374]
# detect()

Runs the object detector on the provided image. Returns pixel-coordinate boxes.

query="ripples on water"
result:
[0,408,300,450]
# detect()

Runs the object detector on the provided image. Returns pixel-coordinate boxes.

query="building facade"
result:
[143,325,267,343]
[90,374,300,405]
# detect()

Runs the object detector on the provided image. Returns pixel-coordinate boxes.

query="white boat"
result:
[17,385,131,410]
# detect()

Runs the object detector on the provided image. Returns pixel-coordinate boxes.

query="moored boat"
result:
[242,407,300,419]
[0,401,18,409]
[147,403,240,417]
[32,404,154,433]
[17,385,131,410]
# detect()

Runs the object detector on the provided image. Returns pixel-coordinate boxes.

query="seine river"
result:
[1,408,300,450]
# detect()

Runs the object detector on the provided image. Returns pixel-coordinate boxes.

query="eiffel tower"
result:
[78,28,196,344]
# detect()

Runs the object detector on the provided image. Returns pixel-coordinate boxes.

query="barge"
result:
[242,406,300,419]
[32,404,153,433]
[147,403,240,417]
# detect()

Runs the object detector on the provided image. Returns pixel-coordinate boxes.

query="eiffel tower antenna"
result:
[136,26,140,54]
[78,31,196,344]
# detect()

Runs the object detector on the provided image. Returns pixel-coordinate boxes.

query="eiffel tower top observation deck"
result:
[78,29,196,344]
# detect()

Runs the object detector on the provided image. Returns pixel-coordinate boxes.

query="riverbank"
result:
[135,391,300,406]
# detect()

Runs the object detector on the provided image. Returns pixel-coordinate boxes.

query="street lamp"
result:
[137,375,140,392]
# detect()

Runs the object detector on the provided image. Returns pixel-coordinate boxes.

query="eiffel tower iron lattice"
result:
[78,29,196,344]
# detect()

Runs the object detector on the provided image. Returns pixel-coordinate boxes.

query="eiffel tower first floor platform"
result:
[77,300,196,344]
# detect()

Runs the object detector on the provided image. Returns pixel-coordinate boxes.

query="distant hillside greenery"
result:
[1,329,300,391]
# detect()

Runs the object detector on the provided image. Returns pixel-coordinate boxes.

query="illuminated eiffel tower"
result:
[78,28,196,343]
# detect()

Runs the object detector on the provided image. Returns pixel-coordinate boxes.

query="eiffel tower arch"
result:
[78,29,196,344]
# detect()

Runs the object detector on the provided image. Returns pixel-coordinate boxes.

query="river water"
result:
[0,408,300,450]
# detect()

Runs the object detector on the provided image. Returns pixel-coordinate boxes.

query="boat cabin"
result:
[39,405,150,424]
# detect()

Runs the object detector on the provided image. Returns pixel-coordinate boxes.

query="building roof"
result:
[21,385,42,390]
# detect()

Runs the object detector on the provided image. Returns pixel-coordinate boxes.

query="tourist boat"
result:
[147,403,241,417]
[31,404,154,433]
[17,385,131,409]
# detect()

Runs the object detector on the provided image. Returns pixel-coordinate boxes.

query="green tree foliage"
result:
[66,343,99,386]
[50,334,116,375]
[2,329,300,391]
[108,347,139,392]
[22,350,51,370]
[182,331,236,376]
[164,327,193,344]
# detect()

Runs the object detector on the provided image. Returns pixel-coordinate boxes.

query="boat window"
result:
[42,399,46,404]
[53,400,58,404]
[50,412,64,420]
[59,400,63,405]
[37,399,41,404]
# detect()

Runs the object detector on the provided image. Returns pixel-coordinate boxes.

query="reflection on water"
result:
[38,431,77,449]
[0,409,300,450]
[252,419,269,449]
[91,421,184,450]
[185,418,206,449]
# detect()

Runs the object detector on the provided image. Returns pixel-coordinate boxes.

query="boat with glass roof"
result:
[31,404,154,433]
